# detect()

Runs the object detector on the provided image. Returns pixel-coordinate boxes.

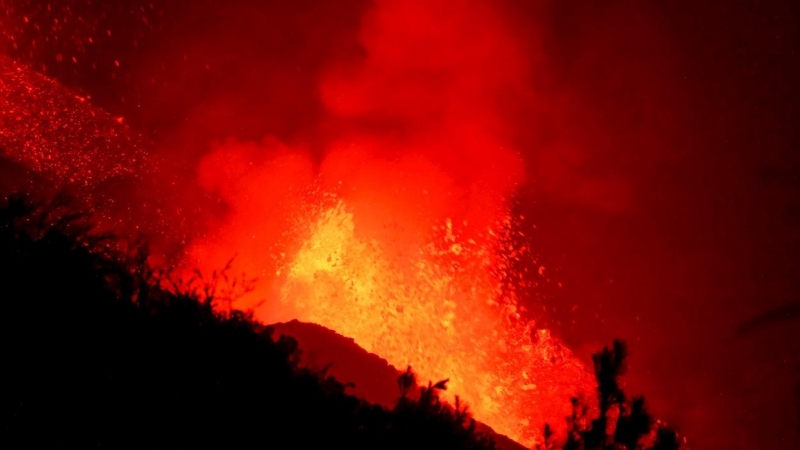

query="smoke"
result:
[181,0,529,306]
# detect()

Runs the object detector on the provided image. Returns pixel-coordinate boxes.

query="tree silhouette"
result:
[614,397,652,449]
[391,366,495,450]
[557,340,681,450]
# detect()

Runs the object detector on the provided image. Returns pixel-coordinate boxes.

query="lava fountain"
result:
[177,0,603,445]
[276,195,596,446]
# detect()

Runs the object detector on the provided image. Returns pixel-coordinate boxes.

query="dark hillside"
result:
[0,195,497,450]
[0,195,682,449]
[272,320,528,450]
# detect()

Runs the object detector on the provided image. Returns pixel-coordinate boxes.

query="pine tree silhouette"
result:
[557,340,681,450]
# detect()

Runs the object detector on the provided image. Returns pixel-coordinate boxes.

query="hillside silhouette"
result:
[271,320,411,409]
[0,193,682,449]
[0,194,497,449]
[272,320,528,450]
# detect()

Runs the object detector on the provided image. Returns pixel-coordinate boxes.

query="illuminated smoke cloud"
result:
[182,0,597,445]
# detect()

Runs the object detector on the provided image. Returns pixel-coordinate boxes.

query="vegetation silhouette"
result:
[0,193,496,449]
[555,341,682,450]
[0,193,682,449]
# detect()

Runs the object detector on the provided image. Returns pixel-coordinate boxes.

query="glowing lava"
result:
[276,196,596,446]
[175,0,603,444]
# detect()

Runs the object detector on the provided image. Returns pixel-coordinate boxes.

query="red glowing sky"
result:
[2,1,800,449]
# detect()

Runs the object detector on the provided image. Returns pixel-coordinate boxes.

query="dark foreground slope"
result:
[0,195,496,450]
[271,320,527,450]
[0,195,683,450]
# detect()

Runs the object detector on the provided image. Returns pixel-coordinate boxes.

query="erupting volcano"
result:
[0,0,601,445]
[5,0,799,448]
[176,2,600,443]
[183,172,599,445]
[277,197,595,445]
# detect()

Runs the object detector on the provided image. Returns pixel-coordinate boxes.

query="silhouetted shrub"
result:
[391,367,496,450]
[555,340,682,450]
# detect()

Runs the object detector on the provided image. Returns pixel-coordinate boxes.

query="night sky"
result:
[1,1,799,448]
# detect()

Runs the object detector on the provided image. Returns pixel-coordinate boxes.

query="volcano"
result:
[4,0,800,448]
[0,15,600,448]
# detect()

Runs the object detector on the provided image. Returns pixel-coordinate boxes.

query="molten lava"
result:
[178,2,601,441]
[276,196,597,445]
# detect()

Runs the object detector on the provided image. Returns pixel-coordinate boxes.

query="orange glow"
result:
[180,139,598,444]
[272,196,596,446]
[175,0,600,444]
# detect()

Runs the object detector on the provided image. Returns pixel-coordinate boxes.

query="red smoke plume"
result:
[181,1,595,444]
